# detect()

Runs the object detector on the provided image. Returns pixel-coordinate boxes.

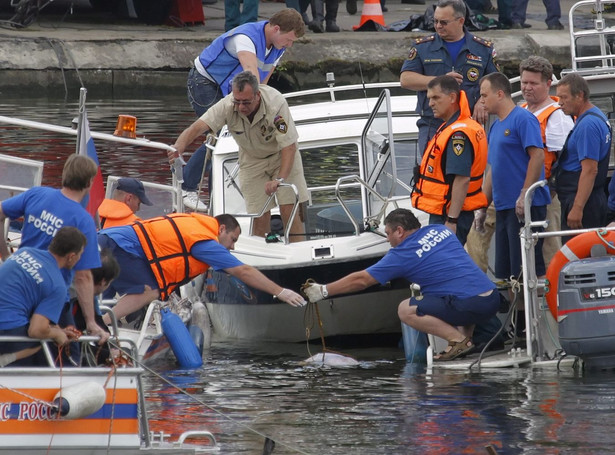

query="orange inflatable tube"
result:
[545,230,615,319]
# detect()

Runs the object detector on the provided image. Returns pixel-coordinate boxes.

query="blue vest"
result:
[197,21,285,96]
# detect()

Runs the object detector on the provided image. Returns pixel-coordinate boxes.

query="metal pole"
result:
[76,87,87,155]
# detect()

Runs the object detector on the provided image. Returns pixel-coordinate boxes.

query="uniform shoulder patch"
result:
[407,47,417,60]
[274,115,288,134]
[451,132,466,156]
[415,34,435,45]
[472,35,493,48]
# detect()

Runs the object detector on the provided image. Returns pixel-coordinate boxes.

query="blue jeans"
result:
[543,0,561,26]
[511,0,560,26]
[224,0,259,31]
[183,68,223,192]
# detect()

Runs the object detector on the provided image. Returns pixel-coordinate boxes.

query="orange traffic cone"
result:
[352,0,386,30]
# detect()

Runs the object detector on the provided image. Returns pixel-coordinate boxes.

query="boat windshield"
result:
[361,90,418,216]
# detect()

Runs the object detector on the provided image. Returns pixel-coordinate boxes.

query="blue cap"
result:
[117,178,153,206]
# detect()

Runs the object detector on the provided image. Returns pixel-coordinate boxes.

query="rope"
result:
[301,279,357,362]
[597,229,615,251]
[107,339,312,455]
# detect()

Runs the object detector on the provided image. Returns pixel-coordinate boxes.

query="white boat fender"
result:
[303,352,360,367]
[190,301,212,351]
[51,381,106,420]
[161,307,203,369]
[188,325,204,356]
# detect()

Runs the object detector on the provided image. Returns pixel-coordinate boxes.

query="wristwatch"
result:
[446,216,458,224]
[275,177,285,183]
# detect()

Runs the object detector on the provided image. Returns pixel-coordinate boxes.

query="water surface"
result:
[144,341,615,455]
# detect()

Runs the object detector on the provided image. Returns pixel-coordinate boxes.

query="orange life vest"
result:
[411,90,488,216]
[521,97,562,179]
[133,213,219,300]
[98,198,140,229]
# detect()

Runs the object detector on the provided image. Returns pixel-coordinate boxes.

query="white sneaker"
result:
[182,191,208,212]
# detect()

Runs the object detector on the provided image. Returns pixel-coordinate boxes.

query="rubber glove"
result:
[473,207,487,234]
[275,288,307,307]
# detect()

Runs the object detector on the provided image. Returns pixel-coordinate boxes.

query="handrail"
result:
[233,182,300,244]
[0,335,142,368]
[568,0,615,72]
[335,174,390,236]
[0,115,175,152]
[283,81,401,100]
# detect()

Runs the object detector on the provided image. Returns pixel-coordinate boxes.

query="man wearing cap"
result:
[98,177,153,229]
[99,213,306,325]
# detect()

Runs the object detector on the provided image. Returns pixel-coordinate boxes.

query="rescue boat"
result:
[0,335,218,454]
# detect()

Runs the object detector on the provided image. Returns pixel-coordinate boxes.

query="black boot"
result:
[326,21,340,32]
[346,0,356,14]
[308,20,324,32]
[309,0,324,32]
[324,0,339,31]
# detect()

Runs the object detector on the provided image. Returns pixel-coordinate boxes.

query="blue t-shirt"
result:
[1,187,101,280]
[560,107,611,172]
[0,248,67,330]
[100,225,243,271]
[444,38,465,67]
[366,225,495,299]
[487,107,551,210]
[400,31,499,117]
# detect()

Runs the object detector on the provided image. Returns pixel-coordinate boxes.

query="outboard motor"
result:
[558,255,615,368]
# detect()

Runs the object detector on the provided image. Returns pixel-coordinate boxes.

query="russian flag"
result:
[78,112,105,219]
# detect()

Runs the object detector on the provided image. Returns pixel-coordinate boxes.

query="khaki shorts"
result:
[239,150,309,213]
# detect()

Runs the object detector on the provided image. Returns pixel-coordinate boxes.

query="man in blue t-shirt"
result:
[555,73,611,241]
[303,208,500,361]
[0,227,86,366]
[98,213,306,324]
[0,154,108,344]
[478,72,550,279]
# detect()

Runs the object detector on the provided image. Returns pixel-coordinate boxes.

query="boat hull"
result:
[0,368,143,451]
[201,247,411,342]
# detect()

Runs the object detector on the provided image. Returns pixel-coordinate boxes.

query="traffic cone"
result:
[352,0,386,30]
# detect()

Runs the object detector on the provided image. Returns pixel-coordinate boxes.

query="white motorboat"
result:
[180,80,428,343]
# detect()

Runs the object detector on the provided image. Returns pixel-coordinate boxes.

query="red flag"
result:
[78,113,105,219]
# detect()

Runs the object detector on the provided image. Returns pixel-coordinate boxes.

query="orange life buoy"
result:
[545,230,615,319]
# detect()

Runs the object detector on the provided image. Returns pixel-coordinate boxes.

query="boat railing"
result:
[283,79,401,103]
[0,114,183,212]
[520,179,615,363]
[566,0,615,74]
[233,182,300,244]
[335,174,392,237]
[0,334,141,368]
